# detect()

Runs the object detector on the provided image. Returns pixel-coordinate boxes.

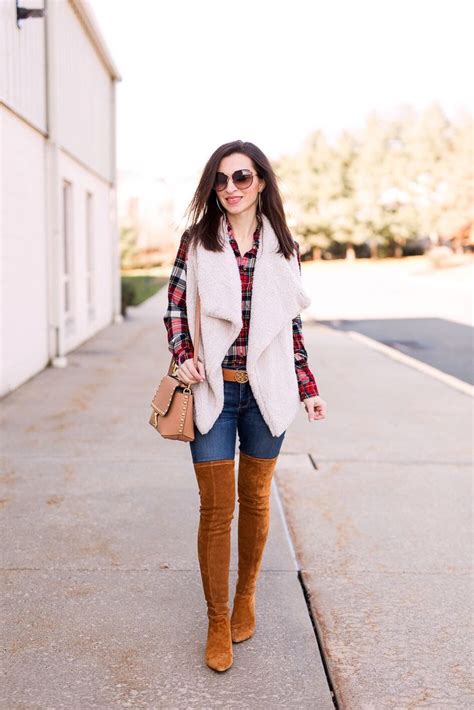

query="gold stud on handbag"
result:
[149,294,201,441]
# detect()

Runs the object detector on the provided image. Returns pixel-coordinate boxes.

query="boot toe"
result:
[231,593,256,643]
[206,650,234,671]
[231,624,255,643]
[206,616,233,671]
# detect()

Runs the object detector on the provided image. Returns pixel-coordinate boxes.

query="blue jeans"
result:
[189,378,286,463]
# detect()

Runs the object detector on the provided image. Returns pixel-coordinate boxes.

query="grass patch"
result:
[121,274,168,316]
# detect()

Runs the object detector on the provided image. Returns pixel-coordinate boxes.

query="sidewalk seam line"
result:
[273,470,339,709]
[271,477,299,573]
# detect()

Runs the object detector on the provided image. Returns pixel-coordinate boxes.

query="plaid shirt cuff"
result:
[173,342,194,367]
[296,365,320,401]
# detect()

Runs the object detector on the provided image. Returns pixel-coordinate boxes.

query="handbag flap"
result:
[151,374,182,416]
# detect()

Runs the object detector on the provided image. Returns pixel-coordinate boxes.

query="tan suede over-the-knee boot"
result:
[231,451,278,643]
[193,458,236,672]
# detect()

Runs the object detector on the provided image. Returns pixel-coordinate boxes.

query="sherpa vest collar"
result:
[185,213,312,437]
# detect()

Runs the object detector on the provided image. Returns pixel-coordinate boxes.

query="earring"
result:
[258,191,262,214]
[215,194,226,215]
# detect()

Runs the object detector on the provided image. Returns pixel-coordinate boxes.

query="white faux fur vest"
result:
[185,214,312,437]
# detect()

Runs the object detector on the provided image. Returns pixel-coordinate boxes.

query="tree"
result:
[274,103,474,259]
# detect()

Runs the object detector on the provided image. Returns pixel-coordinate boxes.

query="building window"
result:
[85,191,95,319]
[62,180,74,330]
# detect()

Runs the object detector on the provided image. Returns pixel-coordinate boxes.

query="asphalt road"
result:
[302,254,473,385]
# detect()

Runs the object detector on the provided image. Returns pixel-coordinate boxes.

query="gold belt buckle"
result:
[235,370,249,383]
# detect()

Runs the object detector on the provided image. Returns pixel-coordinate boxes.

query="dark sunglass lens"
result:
[233,170,253,188]
[214,172,228,190]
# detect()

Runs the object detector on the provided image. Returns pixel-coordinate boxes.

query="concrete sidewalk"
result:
[1,290,334,709]
[275,316,473,708]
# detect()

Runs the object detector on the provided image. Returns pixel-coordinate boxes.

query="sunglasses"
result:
[214,169,258,192]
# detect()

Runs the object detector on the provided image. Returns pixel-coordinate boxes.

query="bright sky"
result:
[88,0,472,181]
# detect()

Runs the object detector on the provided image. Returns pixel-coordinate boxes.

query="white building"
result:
[0,0,121,396]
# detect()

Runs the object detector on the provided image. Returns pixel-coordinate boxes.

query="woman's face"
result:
[215,153,266,217]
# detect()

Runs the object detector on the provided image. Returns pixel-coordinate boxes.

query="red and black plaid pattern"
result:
[163,215,319,400]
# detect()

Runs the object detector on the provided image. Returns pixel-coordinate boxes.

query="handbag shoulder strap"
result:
[193,292,201,366]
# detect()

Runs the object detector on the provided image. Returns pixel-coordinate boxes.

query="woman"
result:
[163,140,327,672]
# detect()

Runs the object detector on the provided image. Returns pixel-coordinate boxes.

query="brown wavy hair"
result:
[183,140,296,259]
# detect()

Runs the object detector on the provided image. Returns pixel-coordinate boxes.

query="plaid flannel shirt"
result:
[163,215,319,400]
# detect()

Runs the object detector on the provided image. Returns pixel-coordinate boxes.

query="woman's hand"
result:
[176,357,206,386]
[303,395,327,421]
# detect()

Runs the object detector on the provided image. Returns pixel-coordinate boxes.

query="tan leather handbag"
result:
[149,294,201,441]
